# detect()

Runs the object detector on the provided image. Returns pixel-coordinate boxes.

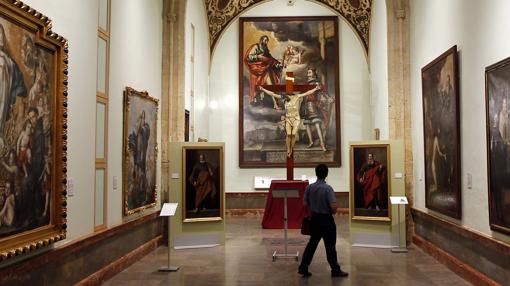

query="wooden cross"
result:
[260,72,316,180]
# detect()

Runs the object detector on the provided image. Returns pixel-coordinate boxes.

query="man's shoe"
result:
[331,270,348,277]
[298,270,312,277]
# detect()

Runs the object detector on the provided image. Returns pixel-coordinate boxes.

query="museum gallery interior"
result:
[0,0,508,285]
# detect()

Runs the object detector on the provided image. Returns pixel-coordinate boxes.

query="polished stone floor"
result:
[105,216,470,286]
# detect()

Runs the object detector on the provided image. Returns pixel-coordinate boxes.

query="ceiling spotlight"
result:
[287,0,296,6]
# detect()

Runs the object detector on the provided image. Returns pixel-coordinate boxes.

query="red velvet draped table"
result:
[261,180,309,229]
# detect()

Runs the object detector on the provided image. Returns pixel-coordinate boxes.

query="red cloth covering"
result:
[261,180,309,229]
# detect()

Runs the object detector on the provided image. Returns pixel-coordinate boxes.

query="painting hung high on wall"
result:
[183,145,223,222]
[239,16,341,168]
[0,1,68,260]
[485,56,510,235]
[422,46,461,219]
[350,144,391,221]
[123,87,158,216]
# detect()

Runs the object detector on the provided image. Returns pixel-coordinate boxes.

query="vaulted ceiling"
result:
[205,0,372,54]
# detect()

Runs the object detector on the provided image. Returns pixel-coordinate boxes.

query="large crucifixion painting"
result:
[239,16,341,168]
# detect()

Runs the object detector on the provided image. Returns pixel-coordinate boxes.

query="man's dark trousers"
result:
[299,213,341,273]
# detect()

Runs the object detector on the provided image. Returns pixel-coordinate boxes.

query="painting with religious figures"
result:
[350,144,391,221]
[421,46,461,219]
[239,16,340,168]
[123,87,158,216]
[183,145,223,222]
[0,1,68,261]
[485,56,510,235]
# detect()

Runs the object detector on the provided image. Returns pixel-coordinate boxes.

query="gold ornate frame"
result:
[182,145,224,223]
[0,1,68,261]
[122,87,158,216]
[350,143,391,222]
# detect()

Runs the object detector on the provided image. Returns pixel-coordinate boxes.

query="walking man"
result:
[298,164,348,278]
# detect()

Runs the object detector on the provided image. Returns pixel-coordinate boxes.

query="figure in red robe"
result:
[356,153,386,211]
[244,35,282,107]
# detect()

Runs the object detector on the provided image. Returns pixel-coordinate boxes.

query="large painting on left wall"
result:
[0,1,68,261]
[123,87,158,216]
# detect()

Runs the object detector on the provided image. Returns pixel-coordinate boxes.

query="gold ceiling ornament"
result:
[205,0,372,54]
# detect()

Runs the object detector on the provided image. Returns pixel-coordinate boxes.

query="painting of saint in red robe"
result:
[351,145,391,221]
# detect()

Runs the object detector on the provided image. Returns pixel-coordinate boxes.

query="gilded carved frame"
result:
[0,0,68,261]
[122,87,158,216]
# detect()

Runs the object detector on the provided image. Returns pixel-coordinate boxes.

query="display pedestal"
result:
[390,196,408,253]
[271,187,300,262]
[158,203,180,272]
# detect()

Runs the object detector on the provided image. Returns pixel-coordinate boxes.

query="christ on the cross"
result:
[259,82,320,158]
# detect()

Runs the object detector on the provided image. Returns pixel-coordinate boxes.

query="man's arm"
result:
[329,202,338,214]
[327,187,338,214]
[297,85,320,98]
[259,86,281,99]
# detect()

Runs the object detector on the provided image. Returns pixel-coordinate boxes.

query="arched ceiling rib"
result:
[205,0,372,54]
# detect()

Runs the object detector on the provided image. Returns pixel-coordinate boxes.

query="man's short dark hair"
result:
[315,164,328,180]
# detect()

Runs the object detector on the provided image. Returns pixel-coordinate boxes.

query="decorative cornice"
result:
[205,0,372,55]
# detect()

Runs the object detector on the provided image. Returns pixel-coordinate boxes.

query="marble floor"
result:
[105,216,470,286]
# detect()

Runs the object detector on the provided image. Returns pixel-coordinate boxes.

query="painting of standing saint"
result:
[485,56,510,235]
[421,46,461,219]
[182,145,223,222]
[239,17,341,168]
[350,144,391,221]
[0,1,68,261]
[123,87,158,216]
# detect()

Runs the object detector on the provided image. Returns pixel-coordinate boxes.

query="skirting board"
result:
[76,235,164,286]
[412,234,500,286]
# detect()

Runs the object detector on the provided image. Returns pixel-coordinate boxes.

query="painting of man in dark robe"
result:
[123,88,158,215]
[351,145,390,221]
[0,19,54,238]
[183,147,223,222]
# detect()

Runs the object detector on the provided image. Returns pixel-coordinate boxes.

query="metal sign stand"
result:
[390,196,408,253]
[158,203,180,272]
[272,189,300,261]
